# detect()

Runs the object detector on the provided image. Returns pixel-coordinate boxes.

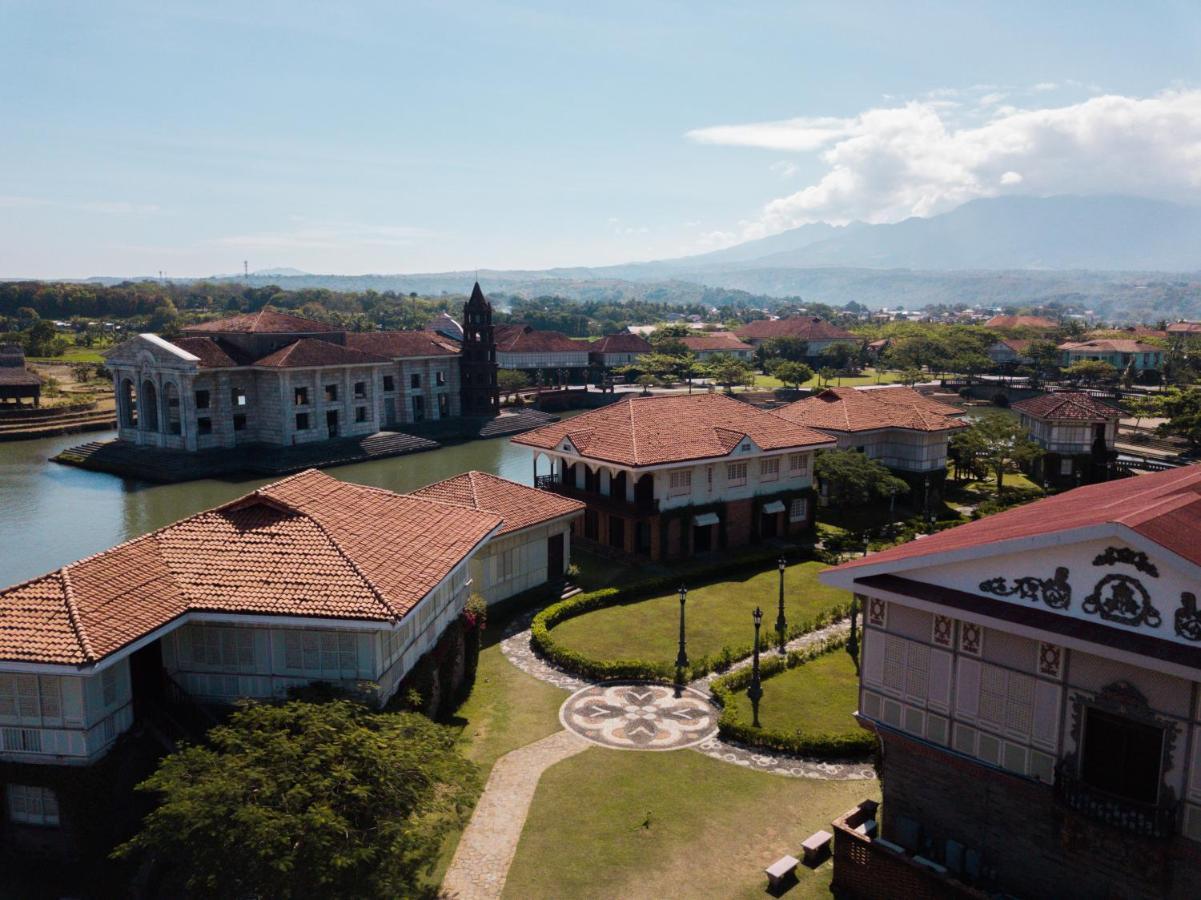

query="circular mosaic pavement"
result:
[559,682,719,751]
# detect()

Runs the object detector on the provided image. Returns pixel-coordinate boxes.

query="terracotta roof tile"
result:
[410,471,584,535]
[512,393,835,467]
[778,386,966,434]
[833,463,1201,573]
[0,470,501,666]
[1012,391,1122,421]
[1058,338,1161,354]
[494,325,590,354]
[680,333,754,353]
[592,333,652,354]
[253,338,392,368]
[985,315,1058,330]
[184,307,337,334]
[169,337,255,368]
[735,317,857,342]
[345,331,459,358]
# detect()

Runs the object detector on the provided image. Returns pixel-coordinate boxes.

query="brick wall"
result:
[877,729,1201,899]
[725,498,753,547]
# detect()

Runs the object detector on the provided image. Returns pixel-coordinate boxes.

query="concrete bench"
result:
[764,854,798,889]
[801,829,833,865]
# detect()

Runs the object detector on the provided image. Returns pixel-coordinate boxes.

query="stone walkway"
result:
[441,729,589,900]
[499,611,876,781]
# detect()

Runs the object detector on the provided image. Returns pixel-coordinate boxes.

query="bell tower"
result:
[460,281,500,416]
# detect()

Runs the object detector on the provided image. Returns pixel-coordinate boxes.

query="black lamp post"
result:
[748,607,764,728]
[775,556,787,654]
[675,585,689,674]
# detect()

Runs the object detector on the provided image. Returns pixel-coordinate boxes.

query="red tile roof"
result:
[494,324,589,354]
[833,463,1201,573]
[735,317,857,343]
[169,337,253,368]
[410,471,584,536]
[777,386,966,434]
[512,392,835,467]
[253,338,392,368]
[1167,322,1201,335]
[985,315,1058,330]
[345,331,459,358]
[184,307,337,334]
[1059,339,1162,354]
[681,333,754,353]
[998,338,1032,353]
[0,470,501,666]
[1012,392,1122,421]
[592,333,652,354]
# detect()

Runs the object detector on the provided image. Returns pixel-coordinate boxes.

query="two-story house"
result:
[734,316,860,361]
[776,386,966,507]
[493,325,591,381]
[588,333,652,369]
[1058,338,1164,373]
[820,465,1201,899]
[511,393,835,560]
[1013,391,1122,487]
[680,332,755,362]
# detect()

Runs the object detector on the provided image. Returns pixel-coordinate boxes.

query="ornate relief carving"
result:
[979,566,1071,610]
[932,614,953,647]
[1082,574,1162,628]
[1093,546,1159,578]
[1038,642,1063,678]
[1175,592,1201,642]
[867,597,886,627]
[960,622,982,656]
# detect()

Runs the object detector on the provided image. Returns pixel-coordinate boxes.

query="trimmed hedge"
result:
[710,638,876,759]
[530,549,851,683]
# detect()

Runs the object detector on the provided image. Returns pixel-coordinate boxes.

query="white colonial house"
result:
[821,465,1201,899]
[512,393,835,560]
[493,324,591,375]
[1013,392,1122,488]
[589,333,652,368]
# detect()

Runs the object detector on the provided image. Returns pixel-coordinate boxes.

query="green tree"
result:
[648,324,691,357]
[705,354,754,392]
[951,413,1045,498]
[819,342,855,371]
[1064,359,1118,385]
[114,700,478,900]
[758,336,809,367]
[636,373,657,394]
[497,369,531,402]
[817,366,837,387]
[23,318,59,356]
[767,359,814,389]
[1123,394,1164,431]
[1157,387,1201,448]
[814,450,909,507]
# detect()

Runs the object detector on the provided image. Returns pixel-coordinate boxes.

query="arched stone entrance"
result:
[139,380,159,432]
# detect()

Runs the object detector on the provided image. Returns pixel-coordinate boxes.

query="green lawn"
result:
[731,649,862,735]
[504,748,876,899]
[752,367,907,391]
[550,560,849,666]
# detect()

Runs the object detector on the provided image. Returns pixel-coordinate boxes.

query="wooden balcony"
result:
[534,474,659,517]
[1054,760,1178,840]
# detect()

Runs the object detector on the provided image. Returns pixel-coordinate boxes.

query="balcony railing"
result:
[534,473,659,516]
[1054,760,1178,839]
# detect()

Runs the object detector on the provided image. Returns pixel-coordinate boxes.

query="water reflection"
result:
[0,428,543,586]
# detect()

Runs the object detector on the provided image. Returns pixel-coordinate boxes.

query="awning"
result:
[693,512,720,527]
[762,500,786,515]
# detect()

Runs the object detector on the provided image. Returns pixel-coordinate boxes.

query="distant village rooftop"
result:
[183,307,338,335]
[1057,338,1162,354]
[0,469,502,667]
[680,332,754,353]
[734,316,857,342]
[985,314,1058,330]
[512,392,834,467]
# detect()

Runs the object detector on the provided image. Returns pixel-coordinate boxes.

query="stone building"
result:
[821,465,1201,899]
[512,392,834,559]
[1013,391,1122,488]
[411,471,584,604]
[0,469,503,860]
[459,283,500,416]
[776,385,966,507]
[104,307,468,452]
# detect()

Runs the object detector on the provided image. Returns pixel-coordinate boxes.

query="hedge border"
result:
[530,548,851,683]
[709,638,876,758]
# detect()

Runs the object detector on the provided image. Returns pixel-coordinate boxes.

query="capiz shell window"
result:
[669,469,692,495]
[6,785,59,827]
[727,462,748,485]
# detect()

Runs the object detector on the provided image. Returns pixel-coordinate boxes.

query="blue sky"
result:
[2,1,1200,277]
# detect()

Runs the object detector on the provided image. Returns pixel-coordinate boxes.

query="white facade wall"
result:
[496,351,590,370]
[833,428,952,472]
[471,520,576,604]
[1019,414,1116,454]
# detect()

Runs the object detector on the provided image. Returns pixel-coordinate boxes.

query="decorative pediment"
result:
[104,334,200,370]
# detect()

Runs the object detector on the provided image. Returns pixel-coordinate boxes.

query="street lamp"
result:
[748,607,764,728]
[675,585,689,675]
[775,557,787,654]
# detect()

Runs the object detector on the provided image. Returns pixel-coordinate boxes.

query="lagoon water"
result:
[0,429,542,586]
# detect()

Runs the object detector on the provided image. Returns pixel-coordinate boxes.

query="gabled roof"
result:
[994,338,1032,353]
[494,324,589,354]
[512,393,835,467]
[831,463,1201,573]
[734,317,857,342]
[253,338,392,368]
[777,386,966,434]
[184,307,337,334]
[681,333,754,353]
[345,331,459,358]
[410,471,584,536]
[985,314,1058,330]
[1012,392,1123,421]
[592,333,652,354]
[0,470,502,666]
[1058,339,1162,354]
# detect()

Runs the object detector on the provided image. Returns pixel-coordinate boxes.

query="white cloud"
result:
[686,89,1201,239]
[770,160,799,178]
[1031,82,1058,93]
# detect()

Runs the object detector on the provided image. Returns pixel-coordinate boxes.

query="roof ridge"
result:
[302,508,401,622]
[57,567,97,663]
[627,395,639,466]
